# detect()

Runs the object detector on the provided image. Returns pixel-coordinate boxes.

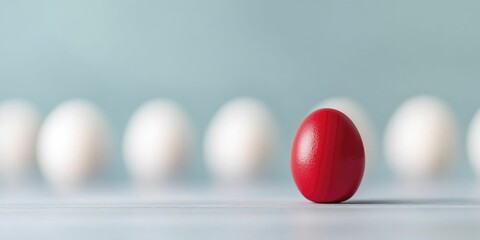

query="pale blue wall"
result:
[1,0,479,183]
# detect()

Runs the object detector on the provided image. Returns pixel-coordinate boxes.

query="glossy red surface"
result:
[291,108,365,203]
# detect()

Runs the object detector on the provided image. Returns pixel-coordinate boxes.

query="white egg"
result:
[315,97,375,169]
[384,96,458,181]
[37,100,110,192]
[467,109,480,178]
[204,98,277,184]
[0,100,40,185]
[123,99,193,186]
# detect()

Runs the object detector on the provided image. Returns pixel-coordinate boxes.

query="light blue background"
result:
[1,0,479,183]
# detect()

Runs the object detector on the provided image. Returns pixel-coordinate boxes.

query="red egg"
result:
[291,108,365,203]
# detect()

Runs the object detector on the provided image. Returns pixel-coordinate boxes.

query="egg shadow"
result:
[344,198,480,205]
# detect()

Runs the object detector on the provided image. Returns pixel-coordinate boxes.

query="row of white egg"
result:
[0,95,477,192]
[0,98,279,193]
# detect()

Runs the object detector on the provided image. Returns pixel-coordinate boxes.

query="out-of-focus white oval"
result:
[314,97,375,169]
[204,98,278,184]
[384,96,457,181]
[37,100,110,193]
[0,100,40,185]
[124,99,193,186]
[467,109,480,178]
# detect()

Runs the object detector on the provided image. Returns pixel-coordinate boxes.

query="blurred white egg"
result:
[204,98,278,184]
[37,100,110,193]
[467,109,480,178]
[314,97,375,169]
[384,96,458,181]
[124,99,193,186]
[0,100,40,185]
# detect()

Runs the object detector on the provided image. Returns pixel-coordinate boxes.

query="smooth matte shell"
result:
[384,96,457,181]
[204,98,277,184]
[37,100,110,193]
[468,109,480,177]
[0,100,40,185]
[124,99,193,185]
[291,109,365,203]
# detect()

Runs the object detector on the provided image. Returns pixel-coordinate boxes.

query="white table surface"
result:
[0,182,479,240]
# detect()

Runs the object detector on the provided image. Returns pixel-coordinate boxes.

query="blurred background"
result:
[1,0,480,186]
